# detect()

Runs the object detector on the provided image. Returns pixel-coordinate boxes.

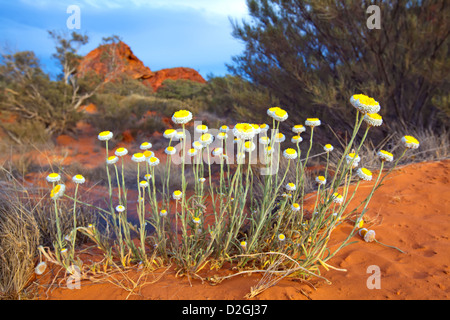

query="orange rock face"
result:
[77,41,206,92]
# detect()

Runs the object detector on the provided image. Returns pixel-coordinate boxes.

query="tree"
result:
[229,0,449,134]
[0,32,119,143]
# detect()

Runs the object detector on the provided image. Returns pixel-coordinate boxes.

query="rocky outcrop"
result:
[77,41,206,92]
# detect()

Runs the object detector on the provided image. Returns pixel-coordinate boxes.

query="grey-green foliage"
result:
[229,0,450,133]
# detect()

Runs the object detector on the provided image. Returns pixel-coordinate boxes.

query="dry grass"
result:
[0,187,40,300]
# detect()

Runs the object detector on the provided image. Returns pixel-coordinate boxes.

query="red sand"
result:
[35,159,450,300]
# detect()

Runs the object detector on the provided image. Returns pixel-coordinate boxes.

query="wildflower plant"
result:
[42,93,418,286]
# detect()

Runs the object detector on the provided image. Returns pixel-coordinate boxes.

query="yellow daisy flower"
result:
[172,110,193,124]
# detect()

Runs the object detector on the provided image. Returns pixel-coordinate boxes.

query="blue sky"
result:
[0,0,250,79]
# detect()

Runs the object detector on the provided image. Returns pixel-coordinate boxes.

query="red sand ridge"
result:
[77,41,206,92]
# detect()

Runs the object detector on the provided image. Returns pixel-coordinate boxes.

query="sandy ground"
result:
[33,157,449,300]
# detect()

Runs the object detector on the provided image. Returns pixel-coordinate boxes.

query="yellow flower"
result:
[357,168,372,181]
[140,142,152,150]
[283,148,297,160]
[233,123,256,140]
[305,118,321,127]
[188,148,198,156]
[267,107,288,121]
[72,174,85,184]
[364,113,383,126]
[172,110,193,124]
[163,128,177,139]
[192,217,201,224]
[274,132,285,142]
[199,133,214,146]
[165,146,176,155]
[332,192,343,204]
[291,203,300,211]
[46,172,61,183]
[291,135,303,144]
[131,153,146,162]
[292,124,306,134]
[278,234,286,241]
[315,176,326,185]
[50,184,66,200]
[148,156,160,166]
[115,147,128,157]
[98,131,113,141]
[286,182,296,191]
[350,94,380,114]
[220,125,229,132]
[160,209,168,217]
[217,132,228,140]
[173,190,183,200]
[377,150,393,162]
[244,140,255,152]
[358,228,376,242]
[106,155,119,165]
[401,135,420,149]
[195,124,208,133]
[143,150,154,159]
[324,144,334,152]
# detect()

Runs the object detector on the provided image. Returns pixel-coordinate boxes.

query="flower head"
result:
[173,130,185,141]
[163,129,177,139]
[220,125,229,133]
[324,144,334,152]
[217,132,228,140]
[115,147,128,157]
[147,156,160,166]
[173,190,183,200]
[274,132,285,143]
[278,233,286,241]
[315,176,327,185]
[199,133,214,146]
[332,192,343,204]
[268,107,288,122]
[345,153,361,165]
[160,209,168,217]
[188,148,198,157]
[244,141,256,152]
[233,123,256,140]
[259,136,270,145]
[198,177,206,183]
[195,124,208,133]
[259,123,270,132]
[98,131,113,141]
[305,118,321,127]
[172,110,193,124]
[364,113,383,127]
[115,205,126,213]
[283,148,298,160]
[192,217,201,224]
[46,172,61,183]
[357,168,373,181]
[240,241,247,249]
[165,146,177,155]
[131,153,146,163]
[251,124,261,134]
[377,150,393,162]
[143,150,154,159]
[106,155,119,165]
[358,228,376,242]
[139,180,149,188]
[35,261,47,275]
[291,135,303,144]
[72,174,85,184]
[140,142,152,150]
[264,146,274,155]
[401,135,420,149]
[286,182,296,191]
[292,124,306,134]
[144,173,152,181]
[212,147,223,156]
[291,203,301,212]
[50,184,66,200]
[350,94,380,114]
[192,141,203,150]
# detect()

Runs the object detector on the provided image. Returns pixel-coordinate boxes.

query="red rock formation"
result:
[77,41,206,92]
[143,67,206,92]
